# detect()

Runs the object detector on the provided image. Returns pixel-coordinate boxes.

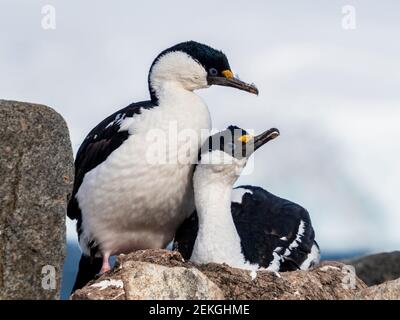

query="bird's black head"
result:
[159,41,231,78]
[198,125,280,163]
[148,41,259,102]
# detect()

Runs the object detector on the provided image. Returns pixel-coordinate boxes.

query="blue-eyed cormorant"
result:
[173,126,320,272]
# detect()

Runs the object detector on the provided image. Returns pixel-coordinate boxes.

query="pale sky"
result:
[1,0,399,253]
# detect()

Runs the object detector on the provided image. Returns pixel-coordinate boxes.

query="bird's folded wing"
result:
[67,101,156,220]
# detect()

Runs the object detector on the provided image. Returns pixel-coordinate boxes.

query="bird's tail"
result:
[71,254,102,294]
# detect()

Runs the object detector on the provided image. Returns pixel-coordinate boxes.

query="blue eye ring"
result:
[209,68,218,76]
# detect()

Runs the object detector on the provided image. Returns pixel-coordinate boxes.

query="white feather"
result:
[190,153,256,270]
[231,187,253,204]
[300,243,321,270]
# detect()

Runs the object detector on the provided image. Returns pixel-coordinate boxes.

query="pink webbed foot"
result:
[100,253,111,274]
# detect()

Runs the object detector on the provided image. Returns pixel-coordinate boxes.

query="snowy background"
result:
[1,1,399,298]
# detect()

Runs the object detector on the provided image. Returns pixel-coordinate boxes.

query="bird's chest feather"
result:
[76,92,211,253]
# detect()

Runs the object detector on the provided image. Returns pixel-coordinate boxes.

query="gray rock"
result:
[199,261,366,300]
[344,251,400,286]
[71,270,126,300]
[123,261,225,300]
[0,100,74,299]
[357,278,400,300]
[71,250,367,300]
[71,252,225,300]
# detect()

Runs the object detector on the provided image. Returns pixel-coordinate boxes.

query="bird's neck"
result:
[151,80,200,106]
[191,171,246,267]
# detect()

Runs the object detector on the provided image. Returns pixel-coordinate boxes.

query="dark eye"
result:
[209,68,218,76]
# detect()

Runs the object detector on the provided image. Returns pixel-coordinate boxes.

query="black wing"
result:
[173,213,198,260]
[174,185,317,270]
[232,186,316,270]
[67,100,156,221]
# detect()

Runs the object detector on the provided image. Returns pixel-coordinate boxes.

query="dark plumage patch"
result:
[173,185,319,271]
[173,213,199,260]
[72,254,102,293]
[232,186,317,271]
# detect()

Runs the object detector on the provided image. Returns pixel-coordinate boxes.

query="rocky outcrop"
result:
[356,278,400,300]
[123,261,225,300]
[0,100,74,299]
[71,250,370,300]
[344,251,400,286]
[71,250,225,300]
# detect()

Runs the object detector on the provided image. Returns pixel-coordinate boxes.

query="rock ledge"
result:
[71,249,399,300]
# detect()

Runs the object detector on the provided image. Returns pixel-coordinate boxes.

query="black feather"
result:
[71,254,102,293]
[174,185,319,271]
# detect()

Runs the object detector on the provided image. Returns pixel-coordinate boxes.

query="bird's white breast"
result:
[77,86,211,256]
